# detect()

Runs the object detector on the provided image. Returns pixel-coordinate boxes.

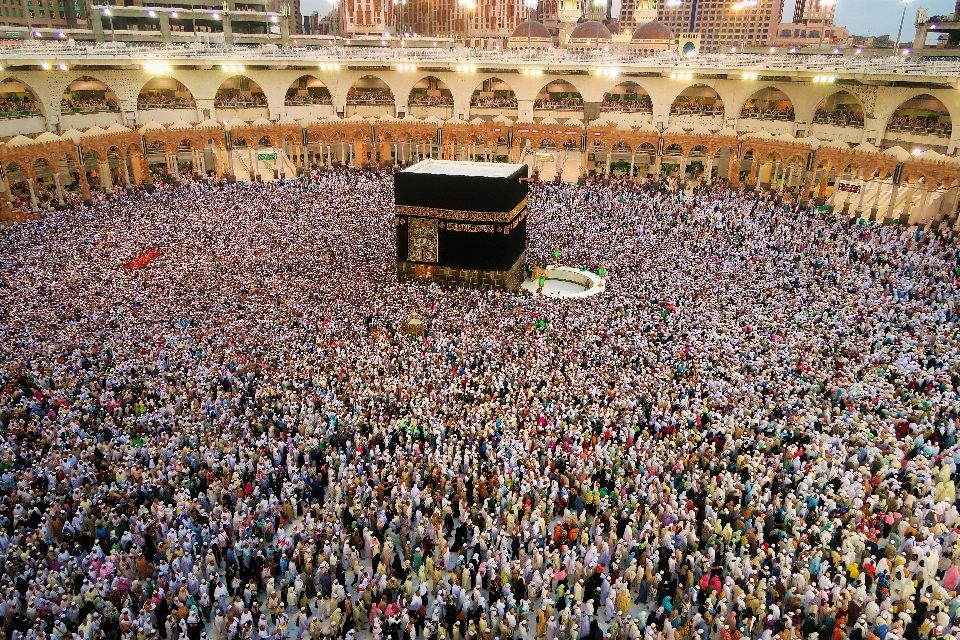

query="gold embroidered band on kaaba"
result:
[396,198,527,224]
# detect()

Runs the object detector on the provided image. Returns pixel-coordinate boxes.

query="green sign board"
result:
[257,152,278,161]
[4,32,20,38]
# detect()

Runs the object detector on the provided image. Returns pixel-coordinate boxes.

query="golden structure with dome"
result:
[629,20,673,54]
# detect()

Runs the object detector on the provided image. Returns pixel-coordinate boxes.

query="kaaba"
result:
[395,160,529,291]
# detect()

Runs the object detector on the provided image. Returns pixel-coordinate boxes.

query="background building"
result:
[339,0,392,37]
[266,0,302,36]
[619,0,657,34]
[656,0,784,53]
[6,0,86,30]
[305,8,337,35]
[793,0,836,23]
[537,0,558,35]
[914,2,960,52]
[772,0,846,50]
[583,0,612,22]
[85,0,302,43]
[337,0,525,46]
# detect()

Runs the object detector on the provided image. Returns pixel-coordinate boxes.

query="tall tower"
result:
[583,0,610,22]
[658,0,784,53]
[619,0,656,33]
[557,0,582,46]
[793,0,836,24]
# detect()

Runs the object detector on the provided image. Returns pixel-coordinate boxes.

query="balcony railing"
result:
[137,101,197,109]
[1,42,959,79]
[60,104,120,114]
[0,109,41,118]
[886,123,951,137]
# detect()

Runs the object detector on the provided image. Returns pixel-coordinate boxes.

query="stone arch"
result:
[534,78,584,113]
[285,75,332,106]
[346,75,395,117]
[739,85,796,121]
[33,156,54,179]
[79,144,106,162]
[214,75,267,109]
[137,76,196,110]
[470,76,517,111]
[138,71,211,110]
[785,152,807,168]
[105,145,126,186]
[408,76,453,117]
[347,75,395,104]
[5,161,28,182]
[629,142,656,177]
[0,77,46,117]
[281,130,301,145]
[29,71,131,123]
[61,76,120,113]
[60,153,82,192]
[670,84,724,118]
[682,145,712,180]
[80,149,106,190]
[539,137,559,149]
[125,142,143,159]
[809,90,864,128]
[602,80,652,114]
[884,93,952,140]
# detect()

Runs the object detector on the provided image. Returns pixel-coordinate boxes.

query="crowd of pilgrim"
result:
[0,168,959,640]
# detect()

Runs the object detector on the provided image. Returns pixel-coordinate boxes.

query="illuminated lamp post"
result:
[893,0,914,55]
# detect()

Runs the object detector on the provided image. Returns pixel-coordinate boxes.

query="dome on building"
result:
[569,21,611,41]
[508,19,553,49]
[511,20,552,40]
[632,20,672,42]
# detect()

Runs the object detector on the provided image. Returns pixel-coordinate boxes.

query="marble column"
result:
[53,173,65,206]
[855,175,867,217]
[914,182,931,226]
[818,169,831,200]
[886,182,900,222]
[100,162,113,194]
[27,178,38,211]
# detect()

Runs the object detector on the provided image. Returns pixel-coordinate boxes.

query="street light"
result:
[894,0,914,55]
[102,6,116,41]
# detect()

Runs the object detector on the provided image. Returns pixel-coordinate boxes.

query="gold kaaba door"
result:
[415,264,434,280]
[408,217,439,263]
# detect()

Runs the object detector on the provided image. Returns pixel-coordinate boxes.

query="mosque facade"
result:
[0,47,958,230]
